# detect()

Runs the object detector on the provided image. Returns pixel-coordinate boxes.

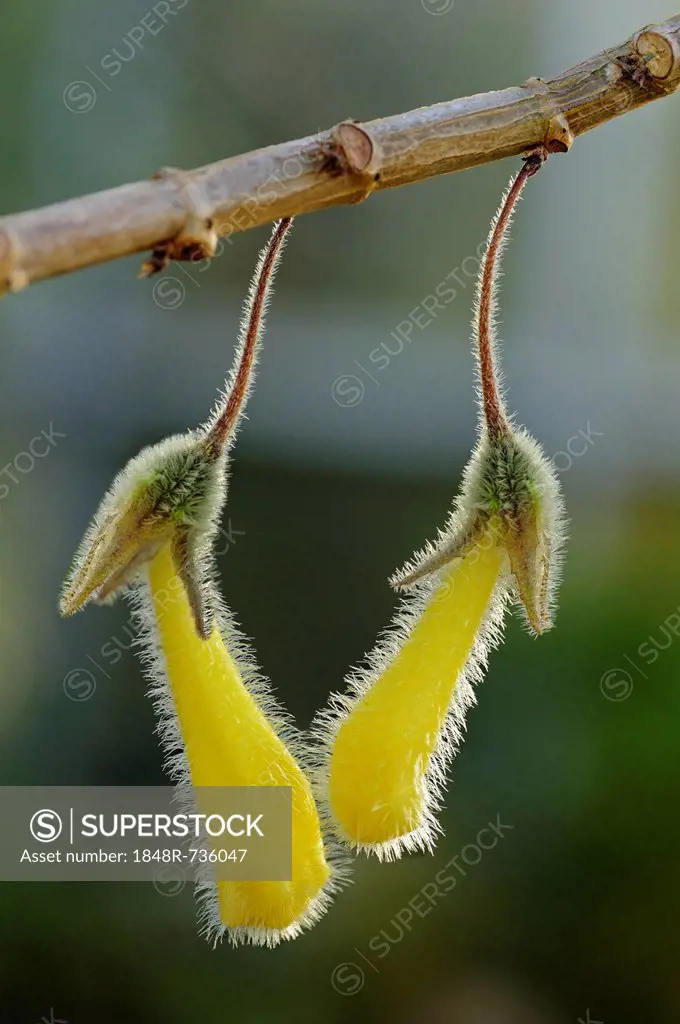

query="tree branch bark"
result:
[1,14,679,297]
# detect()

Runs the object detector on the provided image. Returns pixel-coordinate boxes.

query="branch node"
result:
[544,115,574,154]
[634,26,680,88]
[0,227,28,297]
[317,121,380,201]
[522,78,574,153]
[139,166,218,278]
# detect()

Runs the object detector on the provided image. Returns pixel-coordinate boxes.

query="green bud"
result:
[59,432,224,637]
[391,153,567,635]
[60,218,294,638]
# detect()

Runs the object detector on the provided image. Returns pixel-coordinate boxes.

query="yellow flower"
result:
[321,152,566,858]
[61,219,339,944]
[145,543,332,944]
[324,524,506,858]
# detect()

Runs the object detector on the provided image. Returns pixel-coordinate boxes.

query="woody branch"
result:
[0,14,679,297]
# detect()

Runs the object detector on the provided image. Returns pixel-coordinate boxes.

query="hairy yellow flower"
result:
[320,152,567,858]
[61,219,340,944]
[144,544,333,944]
[323,526,506,859]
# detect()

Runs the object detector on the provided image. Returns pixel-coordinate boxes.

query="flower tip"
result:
[526,611,553,637]
[506,543,554,639]
[58,589,84,619]
[59,569,114,620]
[59,568,112,618]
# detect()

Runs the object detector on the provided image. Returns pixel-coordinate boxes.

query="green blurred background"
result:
[1,1,680,1021]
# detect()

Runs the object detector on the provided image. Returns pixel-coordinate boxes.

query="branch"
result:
[1,14,679,297]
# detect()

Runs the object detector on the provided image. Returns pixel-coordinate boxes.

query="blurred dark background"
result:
[1,1,680,1021]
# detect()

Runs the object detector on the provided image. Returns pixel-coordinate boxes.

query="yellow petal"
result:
[329,534,504,854]
[148,543,331,941]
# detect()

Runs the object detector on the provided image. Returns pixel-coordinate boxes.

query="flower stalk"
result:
[320,152,566,858]
[60,218,340,945]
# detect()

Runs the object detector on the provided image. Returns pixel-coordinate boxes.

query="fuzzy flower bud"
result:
[320,152,566,859]
[60,219,341,945]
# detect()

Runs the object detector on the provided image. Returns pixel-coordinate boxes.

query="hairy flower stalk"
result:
[60,219,340,945]
[320,152,567,859]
